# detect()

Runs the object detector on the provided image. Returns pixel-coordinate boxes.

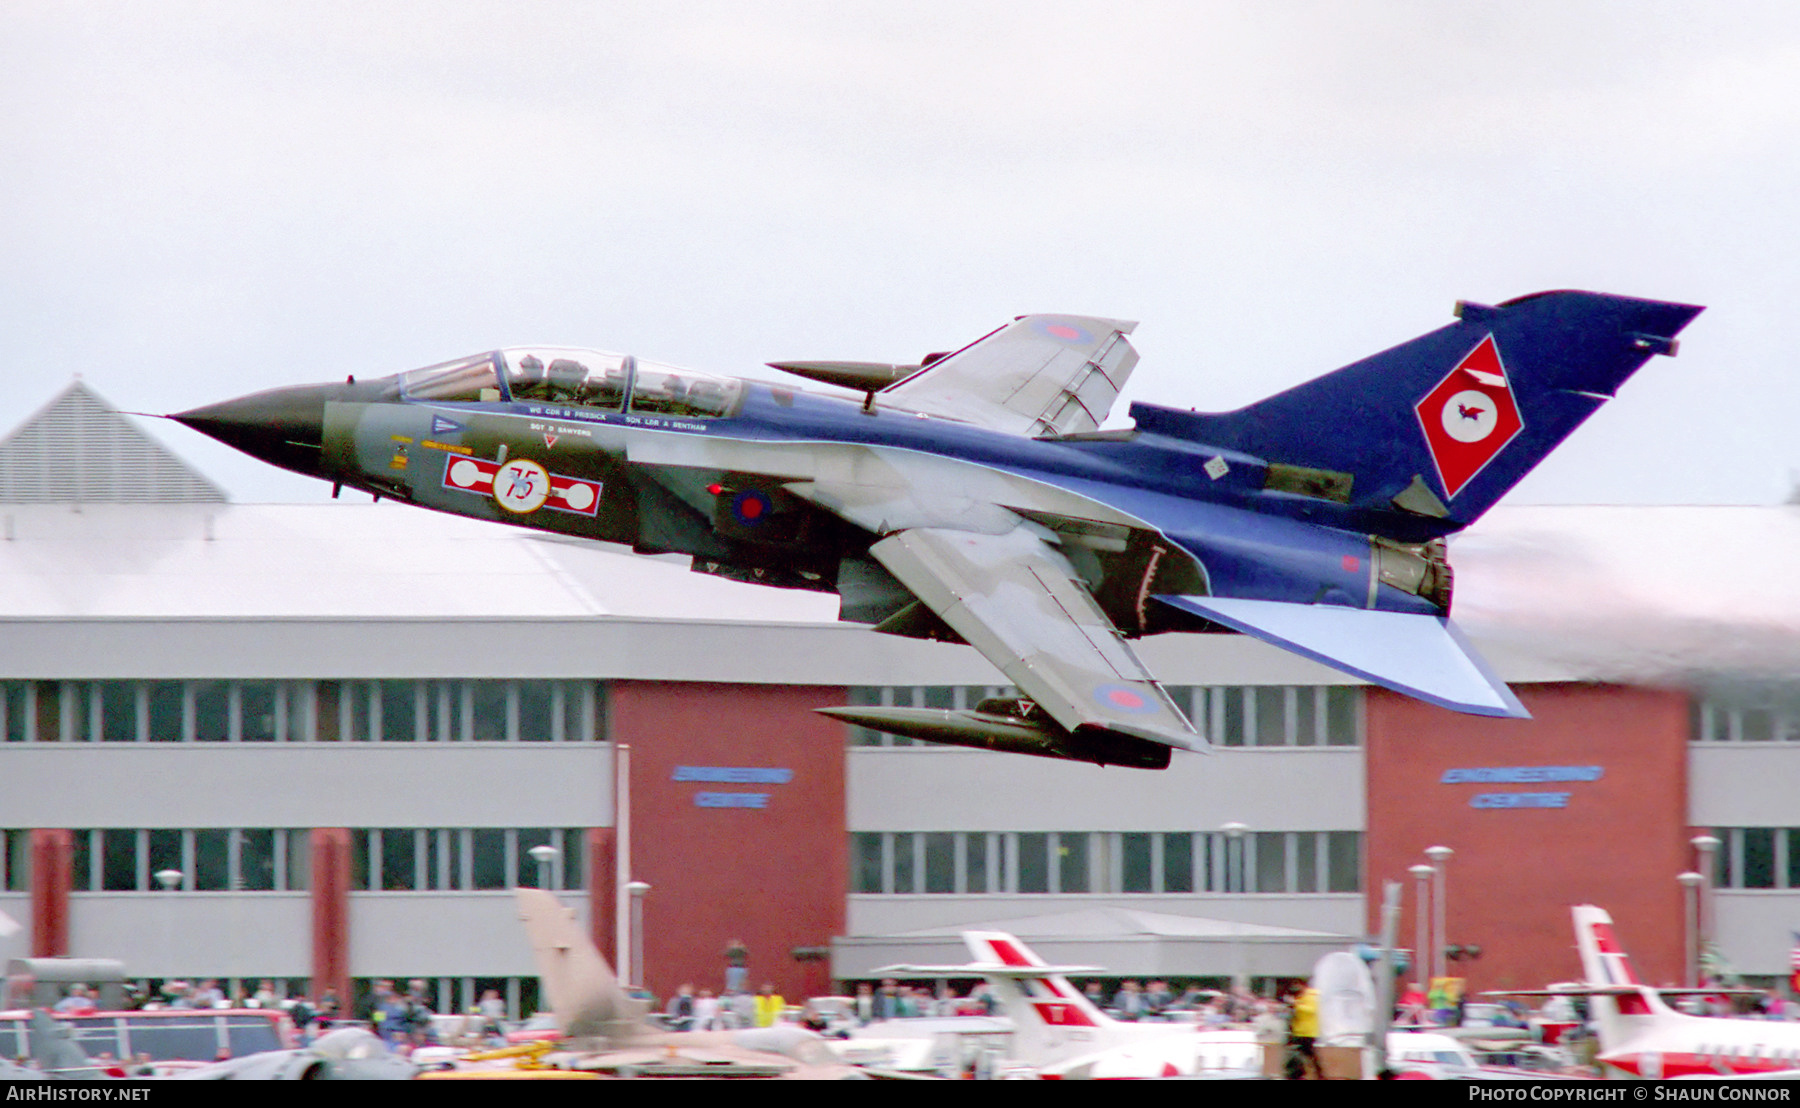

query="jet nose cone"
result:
[172,383,335,479]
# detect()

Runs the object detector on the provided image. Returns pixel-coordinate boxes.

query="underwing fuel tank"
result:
[817,698,1173,770]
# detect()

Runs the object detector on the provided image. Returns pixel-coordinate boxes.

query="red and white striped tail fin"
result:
[1572,904,1671,1031]
[961,931,1119,1037]
[1573,904,1642,991]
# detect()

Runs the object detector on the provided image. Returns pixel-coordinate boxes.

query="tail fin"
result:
[1572,904,1674,1051]
[27,1010,103,1078]
[1131,291,1702,529]
[514,887,648,1043]
[960,931,1121,1040]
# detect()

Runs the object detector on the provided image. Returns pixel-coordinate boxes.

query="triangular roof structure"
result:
[0,380,225,503]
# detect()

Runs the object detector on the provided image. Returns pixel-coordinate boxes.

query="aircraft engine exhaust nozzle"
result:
[817,702,1173,769]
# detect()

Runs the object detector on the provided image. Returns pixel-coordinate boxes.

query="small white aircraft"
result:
[1495,905,1799,1079]
[881,931,1260,1079]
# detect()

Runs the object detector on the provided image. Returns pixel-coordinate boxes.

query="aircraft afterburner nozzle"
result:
[171,381,356,480]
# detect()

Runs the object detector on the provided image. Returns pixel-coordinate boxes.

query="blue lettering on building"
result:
[1440,766,1603,785]
[694,792,770,809]
[1470,792,1571,809]
[673,766,793,784]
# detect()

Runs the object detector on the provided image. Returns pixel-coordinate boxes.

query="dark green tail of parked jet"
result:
[175,291,1701,768]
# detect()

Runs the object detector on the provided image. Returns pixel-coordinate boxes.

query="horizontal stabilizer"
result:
[1155,595,1528,719]
[874,962,1105,978]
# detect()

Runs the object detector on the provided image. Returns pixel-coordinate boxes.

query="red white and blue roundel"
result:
[1414,334,1525,499]
[1034,318,1094,345]
[1094,683,1159,714]
[730,489,774,526]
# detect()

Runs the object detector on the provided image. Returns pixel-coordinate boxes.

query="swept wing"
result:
[880,314,1139,435]
[868,523,1201,750]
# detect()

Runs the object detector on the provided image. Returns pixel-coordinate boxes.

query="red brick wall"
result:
[609,681,846,1004]
[309,828,352,1007]
[29,829,72,957]
[1365,684,1691,991]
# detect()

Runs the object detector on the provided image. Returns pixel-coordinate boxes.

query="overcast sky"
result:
[3,1,1796,505]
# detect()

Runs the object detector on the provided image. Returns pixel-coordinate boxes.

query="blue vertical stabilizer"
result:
[1131,291,1702,530]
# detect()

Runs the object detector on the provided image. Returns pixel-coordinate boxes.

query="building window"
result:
[923,833,956,894]
[845,830,1362,894]
[1,680,606,742]
[1192,686,1362,748]
[70,829,311,892]
[350,829,587,892]
[1692,682,1800,742]
[851,832,882,894]
[1017,833,1049,894]
[1,685,28,742]
[1,831,26,892]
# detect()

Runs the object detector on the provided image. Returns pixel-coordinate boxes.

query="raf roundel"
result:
[1035,318,1093,345]
[732,489,772,525]
[1094,683,1159,715]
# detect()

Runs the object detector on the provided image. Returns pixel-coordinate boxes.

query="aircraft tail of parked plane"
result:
[1490,905,1800,1078]
[883,931,1257,1078]
[515,887,651,1043]
[1131,291,1701,530]
[1570,903,1682,1047]
[958,931,1120,1055]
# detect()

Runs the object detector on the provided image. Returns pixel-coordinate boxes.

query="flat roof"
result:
[0,501,1790,686]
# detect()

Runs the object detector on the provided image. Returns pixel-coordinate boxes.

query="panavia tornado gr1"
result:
[174,291,1700,769]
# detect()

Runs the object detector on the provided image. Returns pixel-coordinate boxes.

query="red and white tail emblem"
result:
[1414,334,1524,499]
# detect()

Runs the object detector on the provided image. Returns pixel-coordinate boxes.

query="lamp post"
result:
[1691,834,1722,983]
[1425,845,1453,983]
[625,881,651,990]
[1678,871,1705,988]
[1220,822,1248,992]
[528,844,560,892]
[155,869,182,993]
[1409,863,1435,996]
[1221,822,1248,894]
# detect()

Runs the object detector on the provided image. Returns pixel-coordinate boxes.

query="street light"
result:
[1425,845,1453,983]
[625,881,651,990]
[1409,863,1435,994]
[1220,822,1248,894]
[527,844,560,891]
[1220,822,1249,993]
[1691,834,1722,983]
[1678,871,1705,988]
[154,869,182,995]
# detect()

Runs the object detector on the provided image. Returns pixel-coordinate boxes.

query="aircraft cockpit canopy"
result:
[398,348,744,419]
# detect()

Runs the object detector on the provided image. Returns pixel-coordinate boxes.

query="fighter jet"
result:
[174,291,1700,769]
[495,888,865,1079]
